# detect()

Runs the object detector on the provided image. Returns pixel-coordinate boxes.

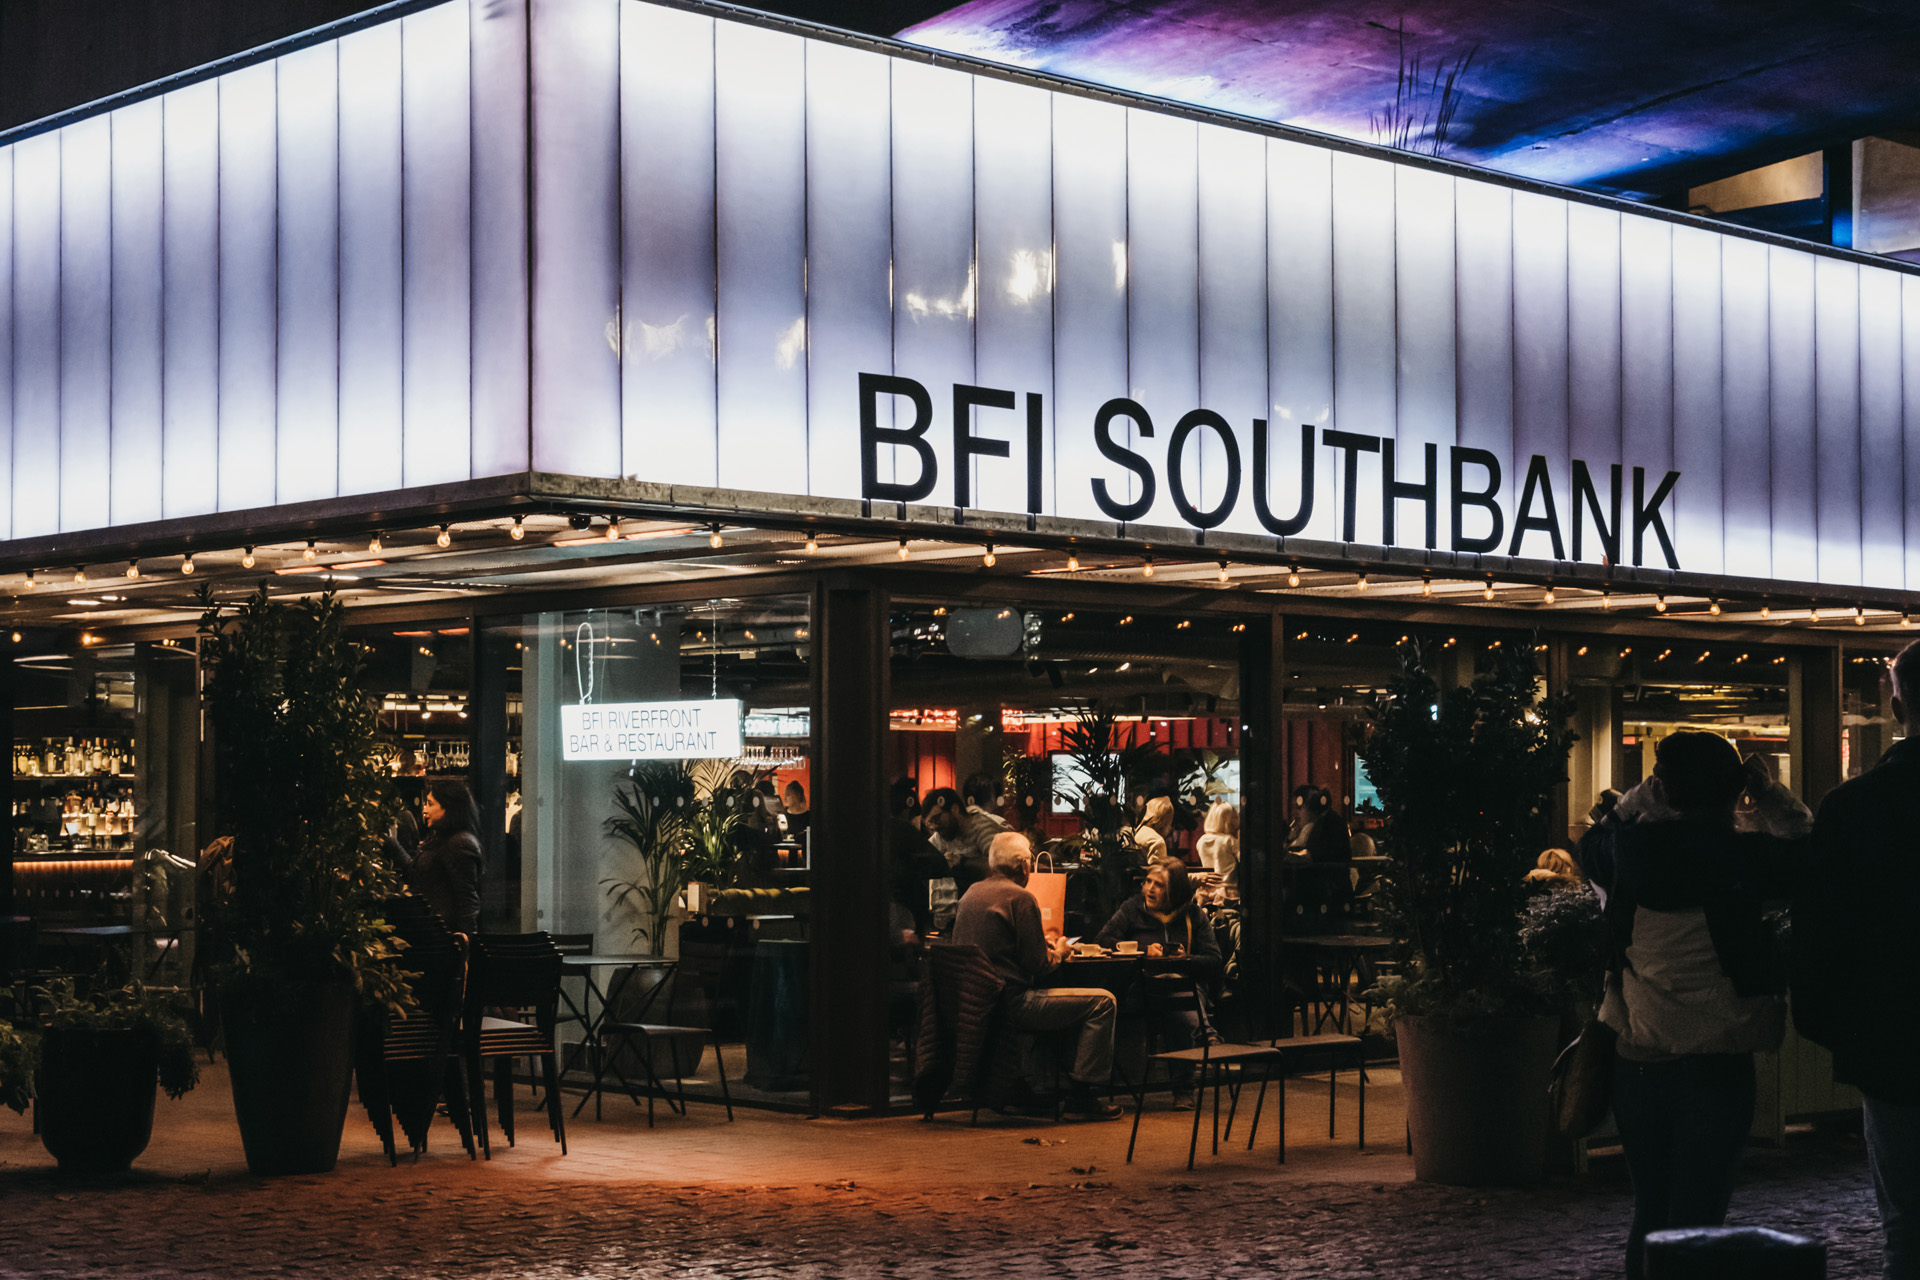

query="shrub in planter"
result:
[33,979,199,1175]
[1361,638,1575,1186]
[198,585,412,1176]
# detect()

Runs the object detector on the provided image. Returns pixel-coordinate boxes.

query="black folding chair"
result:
[356,916,474,1163]
[464,933,568,1158]
[578,963,733,1127]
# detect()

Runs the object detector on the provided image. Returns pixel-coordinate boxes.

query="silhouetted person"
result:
[1796,641,1920,1280]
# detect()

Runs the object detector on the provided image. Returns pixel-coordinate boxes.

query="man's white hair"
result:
[987,831,1033,875]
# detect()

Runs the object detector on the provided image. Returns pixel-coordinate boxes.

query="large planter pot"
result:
[36,1027,157,1175]
[1396,1013,1559,1187]
[222,980,357,1177]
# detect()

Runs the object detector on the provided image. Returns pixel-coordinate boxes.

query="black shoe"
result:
[1062,1090,1124,1122]
[1170,1086,1196,1111]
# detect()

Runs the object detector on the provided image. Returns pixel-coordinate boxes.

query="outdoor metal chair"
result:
[464,932,568,1158]
[577,963,733,1127]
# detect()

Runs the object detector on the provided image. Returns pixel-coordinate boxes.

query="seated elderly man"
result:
[951,831,1123,1120]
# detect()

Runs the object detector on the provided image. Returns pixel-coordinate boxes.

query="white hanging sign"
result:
[561,698,743,761]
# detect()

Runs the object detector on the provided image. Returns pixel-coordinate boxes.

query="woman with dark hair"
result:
[1579,730,1807,1280]
[394,779,484,935]
[1094,862,1222,1108]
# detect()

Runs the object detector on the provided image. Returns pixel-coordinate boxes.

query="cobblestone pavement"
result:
[0,1062,1886,1278]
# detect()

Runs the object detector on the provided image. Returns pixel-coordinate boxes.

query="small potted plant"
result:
[33,979,199,1175]
[1361,638,1575,1186]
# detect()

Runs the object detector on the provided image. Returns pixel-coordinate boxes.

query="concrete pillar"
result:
[1788,649,1843,809]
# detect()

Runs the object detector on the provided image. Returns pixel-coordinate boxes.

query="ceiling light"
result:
[1421,577,1432,597]
[73,567,86,584]
[1287,563,1300,588]
[1067,552,1080,572]
[437,525,452,548]
[1355,572,1368,591]
[1142,557,1154,577]
[805,532,818,554]
[180,555,195,575]
[304,540,317,562]
[1709,599,1721,615]
[9,633,18,643]
[1654,596,1667,613]
[1809,605,1822,622]
[125,561,140,580]
[1855,606,1867,625]
[242,546,256,568]
[22,571,33,591]
[368,532,382,553]
[1543,585,1556,605]
[1483,580,1495,601]
[1602,591,1612,610]
[1760,602,1770,618]
[709,526,724,550]
[897,539,910,560]
[1218,559,1230,584]
[1903,613,1912,628]
[601,520,620,541]
[510,516,525,541]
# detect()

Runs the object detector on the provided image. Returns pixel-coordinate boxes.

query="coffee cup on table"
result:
[1115,940,1139,955]
[1075,942,1102,957]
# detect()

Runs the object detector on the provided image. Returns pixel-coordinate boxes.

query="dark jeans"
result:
[1611,1051,1756,1280]
[1865,1095,1920,1280]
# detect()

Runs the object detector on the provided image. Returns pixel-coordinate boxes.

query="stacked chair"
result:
[356,910,475,1163]
[465,932,569,1158]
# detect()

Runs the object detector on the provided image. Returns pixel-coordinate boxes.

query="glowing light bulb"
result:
[73,567,86,584]
[437,525,452,548]
[304,541,317,562]
[1421,577,1432,597]
[709,527,724,550]
[1760,602,1770,618]
[1288,565,1301,588]
[368,533,382,553]
[1709,599,1721,615]
[1483,581,1495,601]
[242,547,256,568]
[510,516,525,541]
[1068,553,1080,572]
[1809,605,1822,622]
[805,533,818,554]
[1217,560,1230,584]
[1142,558,1154,577]
[1903,613,1912,628]
[1855,606,1866,625]
[605,521,621,541]
[1655,596,1667,613]
[23,571,33,591]
[983,544,997,568]
[181,554,195,576]
[126,561,140,580]
[1602,591,1612,610]
[1544,586,1556,604]
[1355,573,1368,591]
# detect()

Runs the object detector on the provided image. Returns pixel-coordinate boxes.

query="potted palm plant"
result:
[1361,638,1574,1186]
[33,979,199,1175]
[1056,704,1163,929]
[602,760,699,957]
[198,585,410,1176]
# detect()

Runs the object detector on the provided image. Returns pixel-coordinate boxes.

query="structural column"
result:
[1789,648,1843,809]
[809,576,892,1113]
[1236,608,1284,1036]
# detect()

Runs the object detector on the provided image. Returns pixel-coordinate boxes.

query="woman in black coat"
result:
[396,780,485,936]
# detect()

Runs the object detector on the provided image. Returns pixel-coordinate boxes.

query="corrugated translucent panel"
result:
[1511,191,1568,479]
[1670,226,1724,578]
[1813,257,1862,588]
[1050,94,1127,524]
[891,60,975,508]
[1393,165,1453,554]
[275,41,341,505]
[714,23,808,497]
[1195,122,1265,538]
[12,132,62,537]
[1125,109,1197,532]
[973,77,1053,515]
[337,23,405,495]
[1619,215,1672,477]
[620,3,717,487]
[401,0,474,487]
[59,116,112,531]
[0,148,12,537]
[161,82,220,518]
[1905,277,1920,590]
[1768,247,1818,584]
[802,40,891,503]
[1452,179,1513,543]
[469,0,530,478]
[217,63,279,512]
[1566,204,1621,475]
[531,0,620,478]
[1330,152,1395,452]
[109,100,164,526]
[1266,139,1333,543]
[1720,236,1771,581]
[1859,266,1903,590]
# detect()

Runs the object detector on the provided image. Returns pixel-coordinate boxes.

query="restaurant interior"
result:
[0,514,1907,1113]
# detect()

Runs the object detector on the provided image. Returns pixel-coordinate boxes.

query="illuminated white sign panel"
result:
[561,698,743,761]
[3,0,1918,594]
